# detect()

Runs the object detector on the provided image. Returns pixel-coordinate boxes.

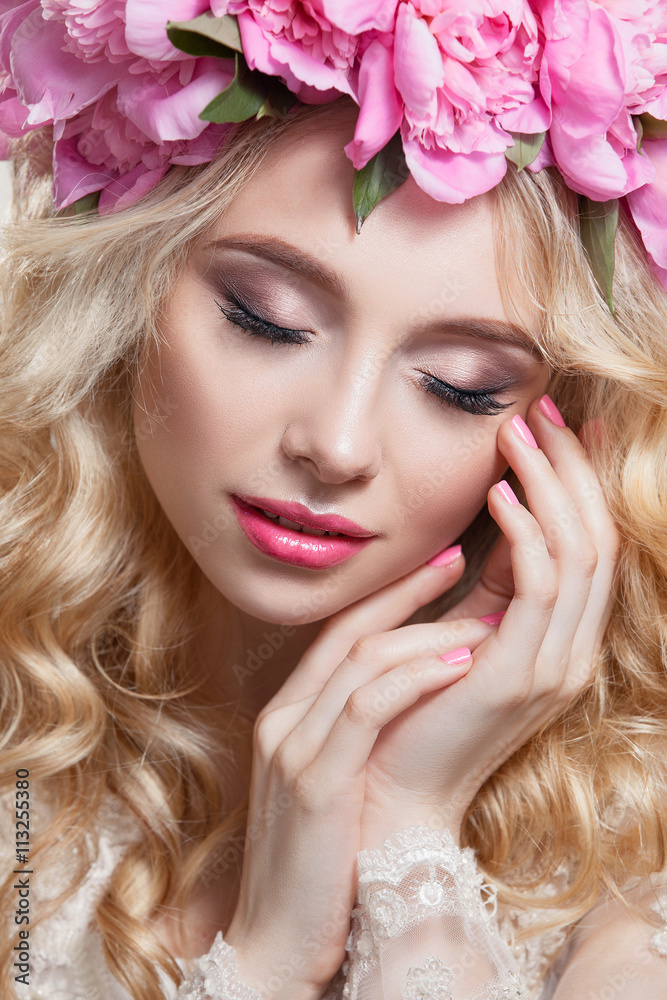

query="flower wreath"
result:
[1,1,667,314]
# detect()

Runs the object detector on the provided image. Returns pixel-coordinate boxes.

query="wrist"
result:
[225,920,327,1000]
[360,802,463,851]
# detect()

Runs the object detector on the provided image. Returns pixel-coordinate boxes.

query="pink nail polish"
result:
[511,414,538,448]
[479,611,506,625]
[427,544,462,567]
[439,646,471,665]
[538,394,566,427]
[495,481,520,505]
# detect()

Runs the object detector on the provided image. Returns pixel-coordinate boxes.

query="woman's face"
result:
[133,121,550,625]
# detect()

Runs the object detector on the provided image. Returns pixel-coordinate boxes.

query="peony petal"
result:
[261,32,353,95]
[402,129,507,204]
[10,11,120,124]
[626,139,667,271]
[53,135,116,208]
[550,124,630,199]
[170,121,231,163]
[117,58,234,143]
[499,95,551,134]
[538,0,591,106]
[0,92,31,137]
[554,7,625,137]
[0,0,35,74]
[125,0,211,61]
[527,132,556,172]
[344,39,402,169]
[318,0,398,35]
[394,3,443,121]
[237,11,301,92]
[98,163,169,214]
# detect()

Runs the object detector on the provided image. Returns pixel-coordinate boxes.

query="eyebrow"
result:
[202,235,348,298]
[202,235,536,351]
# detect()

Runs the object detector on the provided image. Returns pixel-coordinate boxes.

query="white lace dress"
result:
[3,794,666,1000]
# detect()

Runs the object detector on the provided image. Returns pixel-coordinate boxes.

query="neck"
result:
[190,571,324,719]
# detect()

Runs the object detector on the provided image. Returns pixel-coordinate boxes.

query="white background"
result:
[0,160,12,218]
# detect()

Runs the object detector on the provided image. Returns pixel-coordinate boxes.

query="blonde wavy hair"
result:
[1,99,666,999]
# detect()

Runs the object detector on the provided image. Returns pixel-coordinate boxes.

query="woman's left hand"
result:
[359,396,621,848]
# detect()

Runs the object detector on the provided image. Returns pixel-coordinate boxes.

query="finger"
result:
[264,545,465,711]
[300,650,474,790]
[437,533,513,622]
[284,619,496,755]
[480,478,556,678]
[494,416,598,680]
[528,401,620,673]
[530,399,619,566]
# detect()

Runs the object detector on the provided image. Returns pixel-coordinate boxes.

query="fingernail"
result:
[511,414,538,448]
[479,611,506,625]
[439,646,471,665]
[495,481,520,505]
[538,394,566,427]
[427,544,462,567]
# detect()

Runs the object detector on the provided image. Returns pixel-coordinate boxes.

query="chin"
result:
[208,570,360,627]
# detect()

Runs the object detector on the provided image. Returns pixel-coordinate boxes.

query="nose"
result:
[280,354,383,484]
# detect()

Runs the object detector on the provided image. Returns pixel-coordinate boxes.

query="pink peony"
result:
[0,0,234,211]
[210,0,370,101]
[347,0,542,203]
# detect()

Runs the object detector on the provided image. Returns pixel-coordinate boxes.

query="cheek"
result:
[393,416,508,551]
[131,336,262,525]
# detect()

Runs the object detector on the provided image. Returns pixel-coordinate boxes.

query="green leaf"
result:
[353,132,409,233]
[505,132,546,171]
[579,197,619,317]
[73,191,100,216]
[255,76,298,118]
[167,12,242,59]
[199,54,266,123]
[636,113,667,142]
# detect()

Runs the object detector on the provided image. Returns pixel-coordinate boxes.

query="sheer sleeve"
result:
[176,826,527,1000]
[341,826,525,1000]
[176,934,266,1000]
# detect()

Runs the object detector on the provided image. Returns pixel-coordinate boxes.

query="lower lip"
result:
[230,495,374,569]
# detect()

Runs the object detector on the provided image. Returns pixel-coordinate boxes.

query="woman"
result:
[0,3,666,999]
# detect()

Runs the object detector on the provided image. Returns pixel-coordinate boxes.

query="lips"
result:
[230,494,376,569]
[233,494,375,537]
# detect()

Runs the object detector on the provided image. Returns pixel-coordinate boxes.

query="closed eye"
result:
[418,372,515,416]
[215,297,310,345]
[216,296,516,417]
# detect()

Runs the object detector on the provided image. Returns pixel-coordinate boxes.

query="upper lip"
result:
[233,494,376,538]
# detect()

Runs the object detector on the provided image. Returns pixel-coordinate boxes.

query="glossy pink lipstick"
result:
[230,494,376,569]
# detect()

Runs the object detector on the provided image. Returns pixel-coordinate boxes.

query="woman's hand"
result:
[358,396,621,849]
[224,547,493,999]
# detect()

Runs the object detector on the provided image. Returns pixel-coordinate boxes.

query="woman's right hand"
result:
[224,549,495,1000]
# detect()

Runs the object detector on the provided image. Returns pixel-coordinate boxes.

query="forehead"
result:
[204,119,524,329]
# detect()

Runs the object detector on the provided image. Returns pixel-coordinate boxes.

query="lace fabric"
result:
[340,826,523,1000]
[2,792,667,1000]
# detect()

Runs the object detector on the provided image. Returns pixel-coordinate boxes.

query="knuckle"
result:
[571,543,598,579]
[291,767,325,812]
[343,686,376,726]
[270,736,302,782]
[533,575,559,611]
[346,634,384,667]
[252,712,274,757]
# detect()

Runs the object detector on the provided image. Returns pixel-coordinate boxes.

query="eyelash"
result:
[216,297,514,417]
[215,297,310,345]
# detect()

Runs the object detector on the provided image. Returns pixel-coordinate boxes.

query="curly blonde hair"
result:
[0,100,666,999]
